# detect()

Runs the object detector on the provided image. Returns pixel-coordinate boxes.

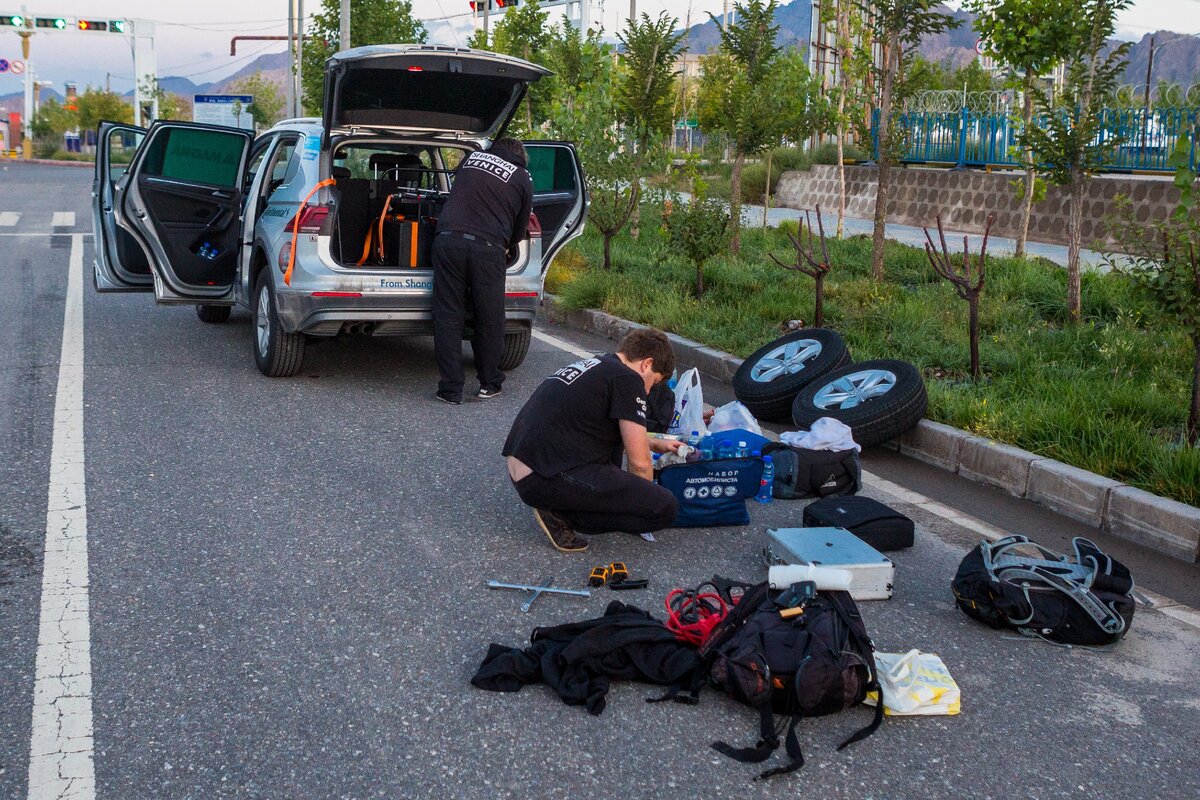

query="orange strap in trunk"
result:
[284,177,337,286]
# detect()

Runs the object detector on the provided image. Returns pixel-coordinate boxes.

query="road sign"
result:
[975,39,986,56]
[193,95,255,130]
[0,59,9,73]
[10,59,24,75]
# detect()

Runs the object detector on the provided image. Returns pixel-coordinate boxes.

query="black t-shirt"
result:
[435,148,533,249]
[503,354,649,476]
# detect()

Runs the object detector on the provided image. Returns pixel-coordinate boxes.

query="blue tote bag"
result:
[658,457,765,527]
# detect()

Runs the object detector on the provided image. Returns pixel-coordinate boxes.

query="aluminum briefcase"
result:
[766,527,895,600]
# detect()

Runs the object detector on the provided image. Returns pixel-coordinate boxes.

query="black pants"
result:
[512,463,679,534]
[432,234,506,398]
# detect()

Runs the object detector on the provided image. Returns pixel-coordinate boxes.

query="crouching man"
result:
[502,328,684,553]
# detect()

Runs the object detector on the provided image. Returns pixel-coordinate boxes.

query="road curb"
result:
[542,296,1200,565]
[1,157,93,167]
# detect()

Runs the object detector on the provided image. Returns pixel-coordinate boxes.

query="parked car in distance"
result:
[92,44,588,376]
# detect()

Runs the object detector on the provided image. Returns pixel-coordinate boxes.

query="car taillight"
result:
[288,206,330,234]
[528,211,542,237]
[505,291,539,298]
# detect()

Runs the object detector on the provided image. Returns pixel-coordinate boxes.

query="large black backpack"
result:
[952,536,1136,647]
[696,579,883,780]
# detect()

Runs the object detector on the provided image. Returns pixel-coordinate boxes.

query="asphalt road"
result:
[1,162,1197,799]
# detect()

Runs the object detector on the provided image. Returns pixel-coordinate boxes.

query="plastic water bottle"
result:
[737,440,749,457]
[667,369,679,391]
[756,456,774,504]
[652,452,662,471]
[699,436,714,461]
[688,430,702,449]
[717,439,734,459]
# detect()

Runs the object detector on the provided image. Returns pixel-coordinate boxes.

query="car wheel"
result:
[791,359,927,448]
[253,271,305,377]
[195,304,231,324]
[498,328,531,371]
[732,329,851,422]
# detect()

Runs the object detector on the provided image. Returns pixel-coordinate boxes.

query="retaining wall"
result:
[774,164,1180,251]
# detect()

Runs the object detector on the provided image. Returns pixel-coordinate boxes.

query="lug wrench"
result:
[487,579,591,613]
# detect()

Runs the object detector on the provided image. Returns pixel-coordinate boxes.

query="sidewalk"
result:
[688,192,1112,270]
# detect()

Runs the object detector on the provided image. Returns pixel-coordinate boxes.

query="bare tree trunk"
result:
[1189,337,1200,447]
[730,149,745,253]
[813,273,825,327]
[835,3,850,239]
[1017,73,1035,259]
[1066,170,1084,322]
[696,261,706,297]
[603,234,613,271]
[870,33,898,282]
[968,296,981,380]
[762,148,772,229]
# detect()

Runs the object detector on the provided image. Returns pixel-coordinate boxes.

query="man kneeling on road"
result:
[503,329,684,552]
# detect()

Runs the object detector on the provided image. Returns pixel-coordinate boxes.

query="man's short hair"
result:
[618,328,675,379]
[491,137,528,167]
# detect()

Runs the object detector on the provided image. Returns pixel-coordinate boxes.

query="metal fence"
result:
[871,107,1200,173]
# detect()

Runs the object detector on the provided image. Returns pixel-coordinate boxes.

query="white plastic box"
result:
[766,527,895,601]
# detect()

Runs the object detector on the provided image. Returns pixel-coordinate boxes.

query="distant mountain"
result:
[1120,31,1200,86]
[677,0,813,54]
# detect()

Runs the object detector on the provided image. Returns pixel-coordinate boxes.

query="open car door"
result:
[115,121,252,304]
[523,141,588,269]
[92,121,150,291]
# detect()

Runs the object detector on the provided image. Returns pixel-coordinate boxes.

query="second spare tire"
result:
[791,359,927,448]
[732,328,851,422]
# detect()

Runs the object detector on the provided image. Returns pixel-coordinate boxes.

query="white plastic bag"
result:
[780,417,860,452]
[864,650,961,716]
[708,400,762,435]
[668,368,708,437]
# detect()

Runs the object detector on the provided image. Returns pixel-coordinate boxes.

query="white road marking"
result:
[28,234,95,800]
[52,212,76,228]
[532,324,1200,633]
[531,328,593,359]
[0,211,20,226]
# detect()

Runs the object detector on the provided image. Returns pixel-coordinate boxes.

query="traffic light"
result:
[35,17,67,29]
[110,19,127,34]
[0,14,25,27]
[469,0,518,9]
[77,19,108,32]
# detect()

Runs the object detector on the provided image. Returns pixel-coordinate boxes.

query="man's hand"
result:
[647,437,685,455]
[620,420,656,480]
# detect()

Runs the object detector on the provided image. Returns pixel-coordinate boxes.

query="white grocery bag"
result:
[668,368,708,437]
[708,400,762,435]
[864,650,961,716]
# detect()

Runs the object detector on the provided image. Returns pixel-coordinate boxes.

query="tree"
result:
[32,98,77,142]
[301,0,428,113]
[826,0,873,238]
[664,162,731,297]
[1110,138,1200,446]
[757,53,830,225]
[866,0,960,280]
[230,71,286,131]
[924,213,996,381]
[770,206,835,327]
[76,87,133,132]
[696,0,784,253]
[492,0,553,133]
[966,0,1080,259]
[1021,0,1131,322]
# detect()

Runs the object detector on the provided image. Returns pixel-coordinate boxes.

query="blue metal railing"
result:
[870,107,1200,173]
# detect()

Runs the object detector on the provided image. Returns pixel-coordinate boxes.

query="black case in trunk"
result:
[802,496,914,551]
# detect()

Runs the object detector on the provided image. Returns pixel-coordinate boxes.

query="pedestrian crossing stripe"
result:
[52,211,75,227]
[0,211,19,226]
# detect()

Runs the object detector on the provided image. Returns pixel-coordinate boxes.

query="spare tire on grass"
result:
[791,359,927,448]
[732,329,851,421]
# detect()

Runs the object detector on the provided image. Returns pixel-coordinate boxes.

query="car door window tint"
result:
[106,127,144,184]
[244,138,273,193]
[526,146,577,193]
[266,138,301,197]
[141,128,244,187]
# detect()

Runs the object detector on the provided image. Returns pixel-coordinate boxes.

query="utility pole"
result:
[629,0,636,27]
[340,0,350,50]
[286,1,295,119]
[296,0,304,117]
[19,26,31,159]
[484,0,491,39]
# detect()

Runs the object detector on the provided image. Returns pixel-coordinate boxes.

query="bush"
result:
[738,147,814,203]
[810,141,866,164]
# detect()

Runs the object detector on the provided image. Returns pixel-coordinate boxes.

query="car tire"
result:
[195,304,231,324]
[732,329,851,421]
[791,359,927,448]
[498,328,531,371]
[253,271,305,377]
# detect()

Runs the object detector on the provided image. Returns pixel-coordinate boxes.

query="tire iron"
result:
[488,579,591,613]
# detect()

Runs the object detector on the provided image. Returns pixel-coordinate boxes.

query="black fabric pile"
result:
[471,601,701,715]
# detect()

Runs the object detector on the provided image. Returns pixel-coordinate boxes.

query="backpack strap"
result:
[711,704,779,764]
[756,715,805,780]
[998,565,1129,636]
[1073,537,1134,595]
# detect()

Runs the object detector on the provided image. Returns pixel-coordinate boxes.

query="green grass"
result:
[549,213,1200,506]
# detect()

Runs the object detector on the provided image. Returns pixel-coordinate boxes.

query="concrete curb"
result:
[1,158,93,167]
[542,296,1200,565]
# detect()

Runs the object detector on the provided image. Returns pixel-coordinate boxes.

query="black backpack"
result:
[696,578,883,780]
[952,536,1136,647]
[761,442,860,500]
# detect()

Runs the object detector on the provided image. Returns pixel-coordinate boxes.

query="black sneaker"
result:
[436,391,462,405]
[477,386,503,400]
[533,508,589,553]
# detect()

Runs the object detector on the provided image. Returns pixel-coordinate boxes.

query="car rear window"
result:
[140,128,245,188]
[526,146,577,194]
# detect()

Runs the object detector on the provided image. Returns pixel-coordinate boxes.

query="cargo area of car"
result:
[328,144,456,270]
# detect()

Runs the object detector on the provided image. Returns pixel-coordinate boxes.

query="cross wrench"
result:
[487,579,591,613]
[521,576,554,613]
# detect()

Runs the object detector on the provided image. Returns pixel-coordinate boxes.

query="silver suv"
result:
[92,44,587,376]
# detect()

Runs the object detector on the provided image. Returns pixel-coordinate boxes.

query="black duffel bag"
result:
[762,442,860,500]
[952,535,1136,646]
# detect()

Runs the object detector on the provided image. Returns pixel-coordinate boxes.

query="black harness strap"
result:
[757,716,805,780]
[711,704,778,764]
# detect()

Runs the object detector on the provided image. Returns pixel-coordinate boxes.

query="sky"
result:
[0,0,1194,95]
